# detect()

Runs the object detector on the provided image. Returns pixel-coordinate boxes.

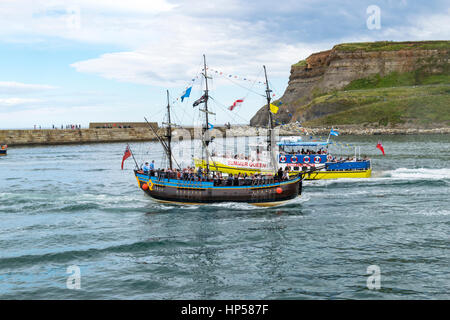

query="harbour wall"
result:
[0,126,229,146]
[0,128,161,146]
[1,125,449,146]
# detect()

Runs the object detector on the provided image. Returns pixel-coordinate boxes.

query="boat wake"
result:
[305,168,450,187]
[150,194,311,211]
[382,168,450,180]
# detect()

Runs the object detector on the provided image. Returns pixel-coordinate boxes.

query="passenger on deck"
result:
[143,162,150,173]
[277,167,283,180]
[227,174,233,186]
[283,167,290,180]
[244,174,251,185]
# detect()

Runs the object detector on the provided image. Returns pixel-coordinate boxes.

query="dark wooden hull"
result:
[135,171,302,206]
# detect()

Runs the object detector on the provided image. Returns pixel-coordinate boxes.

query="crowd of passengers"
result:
[279,148,328,155]
[139,163,293,186]
[327,155,371,163]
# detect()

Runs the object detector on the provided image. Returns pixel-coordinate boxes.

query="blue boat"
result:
[0,144,7,156]
[277,137,372,179]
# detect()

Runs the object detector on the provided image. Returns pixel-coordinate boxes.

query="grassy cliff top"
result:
[291,41,450,68]
[292,59,307,67]
[334,40,450,52]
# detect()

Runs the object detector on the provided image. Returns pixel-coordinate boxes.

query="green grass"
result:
[334,41,450,52]
[344,68,450,90]
[308,85,448,104]
[292,59,307,67]
[302,86,450,127]
[421,74,450,85]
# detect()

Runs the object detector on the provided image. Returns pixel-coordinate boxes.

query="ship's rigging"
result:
[154,56,280,175]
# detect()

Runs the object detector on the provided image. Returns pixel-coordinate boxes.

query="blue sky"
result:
[0,0,448,129]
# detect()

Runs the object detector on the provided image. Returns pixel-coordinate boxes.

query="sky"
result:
[0,0,449,129]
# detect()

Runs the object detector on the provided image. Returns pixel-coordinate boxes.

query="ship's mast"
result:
[145,90,181,170]
[165,89,173,170]
[263,66,277,173]
[202,54,210,174]
[263,65,273,151]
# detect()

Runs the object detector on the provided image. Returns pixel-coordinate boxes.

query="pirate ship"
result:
[133,56,311,206]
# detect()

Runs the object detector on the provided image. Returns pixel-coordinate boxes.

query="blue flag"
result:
[208,123,214,130]
[181,86,192,102]
[330,129,339,136]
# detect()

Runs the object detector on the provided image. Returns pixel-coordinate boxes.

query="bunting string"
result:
[205,67,267,85]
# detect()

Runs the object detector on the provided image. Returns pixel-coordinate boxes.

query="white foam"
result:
[208,202,256,210]
[304,168,450,185]
[152,195,311,211]
[383,168,450,180]
[413,209,450,216]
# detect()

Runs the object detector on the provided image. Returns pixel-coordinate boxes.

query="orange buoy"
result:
[142,183,149,190]
[276,187,282,194]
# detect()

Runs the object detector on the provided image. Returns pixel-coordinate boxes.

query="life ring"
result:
[279,155,286,163]
[303,156,310,163]
[291,155,297,163]
[314,156,321,163]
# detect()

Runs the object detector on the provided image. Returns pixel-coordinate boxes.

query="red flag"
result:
[376,141,385,155]
[121,145,131,169]
[229,98,244,111]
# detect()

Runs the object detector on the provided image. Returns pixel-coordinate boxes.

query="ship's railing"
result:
[325,160,371,171]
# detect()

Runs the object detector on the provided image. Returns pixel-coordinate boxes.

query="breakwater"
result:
[0,126,231,146]
[1,125,449,146]
[0,128,160,146]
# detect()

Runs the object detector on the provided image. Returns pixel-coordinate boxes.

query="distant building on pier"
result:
[89,122,158,129]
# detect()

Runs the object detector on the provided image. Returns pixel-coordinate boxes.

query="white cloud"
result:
[0,98,43,106]
[0,0,328,86]
[65,3,450,87]
[68,0,176,14]
[69,11,325,86]
[0,0,177,46]
[0,81,56,94]
[380,10,450,40]
[1,0,449,92]
[71,42,322,87]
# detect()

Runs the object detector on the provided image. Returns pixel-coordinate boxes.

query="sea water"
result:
[0,135,449,299]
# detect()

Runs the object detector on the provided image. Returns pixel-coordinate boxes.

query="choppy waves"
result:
[1,138,450,299]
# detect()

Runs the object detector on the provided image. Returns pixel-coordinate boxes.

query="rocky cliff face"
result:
[250,41,450,126]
